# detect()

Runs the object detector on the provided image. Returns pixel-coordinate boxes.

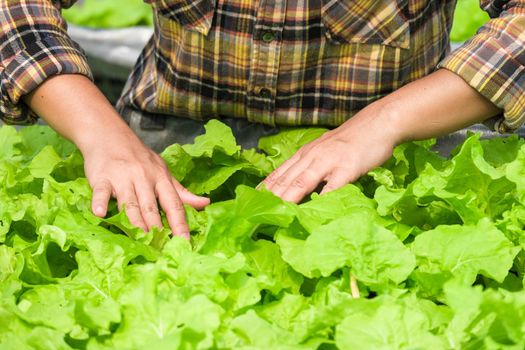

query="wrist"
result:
[25,74,142,157]
[73,113,141,158]
[371,99,409,145]
[342,99,406,148]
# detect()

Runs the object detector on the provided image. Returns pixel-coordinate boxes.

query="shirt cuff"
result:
[0,34,93,125]
[437,16,525,133]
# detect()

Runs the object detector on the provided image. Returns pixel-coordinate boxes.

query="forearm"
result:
[23,74,139,155]
[363,69,502,145]
[23,73,208,235]
[263,68,505,202]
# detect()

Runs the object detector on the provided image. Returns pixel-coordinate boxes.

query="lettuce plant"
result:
[2,121,525,349]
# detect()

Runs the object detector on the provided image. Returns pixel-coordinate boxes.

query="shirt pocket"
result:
[146,0,216,35]
[321,0,411,49]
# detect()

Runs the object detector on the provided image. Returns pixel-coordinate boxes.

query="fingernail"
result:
[94,206,105,216]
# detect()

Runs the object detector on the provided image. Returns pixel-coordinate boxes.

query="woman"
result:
[0,0,523,236]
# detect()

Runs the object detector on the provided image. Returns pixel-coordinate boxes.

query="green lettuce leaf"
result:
[411,219,520,298]
[277,208,416,288]
[258,127,327,168]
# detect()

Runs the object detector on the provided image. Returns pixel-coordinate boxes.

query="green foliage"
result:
[63,0,153,28]
[2,122,525,349]
[451,0,490,42]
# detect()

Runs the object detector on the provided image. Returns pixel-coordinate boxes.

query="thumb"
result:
[172,178,210,209]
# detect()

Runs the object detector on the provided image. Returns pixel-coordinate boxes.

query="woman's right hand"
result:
[83,131,209,238]
[24,74,209,238]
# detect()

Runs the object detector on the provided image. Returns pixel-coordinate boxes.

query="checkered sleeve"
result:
[438,0,525,132]
[0,0,93,124]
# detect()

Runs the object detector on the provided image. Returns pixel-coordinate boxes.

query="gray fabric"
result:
[119,107,525,156]
[433,123,525,155]
[119,107,281,153]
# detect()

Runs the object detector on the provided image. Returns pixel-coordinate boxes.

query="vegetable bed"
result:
[2,121,525,349]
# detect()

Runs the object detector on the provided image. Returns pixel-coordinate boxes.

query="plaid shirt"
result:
[1,1,524,131]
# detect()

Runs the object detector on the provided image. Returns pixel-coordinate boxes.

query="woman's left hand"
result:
[261,103,398,203]
[261,69,503,203]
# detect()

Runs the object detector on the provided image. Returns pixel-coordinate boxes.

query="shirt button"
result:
[261,31,276,43]
[258,88,272,98]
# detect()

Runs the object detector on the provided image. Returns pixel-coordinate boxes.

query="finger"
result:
[134,181,163,231]
[156,179,190,239]
[281,166,326,203]
[261,152,302,191]
[172,178,210,209]
[263,134,333,192]
[115,185,148,232]
[91,178,113,217]
[320,167,353,195]
[268,157,312,198]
